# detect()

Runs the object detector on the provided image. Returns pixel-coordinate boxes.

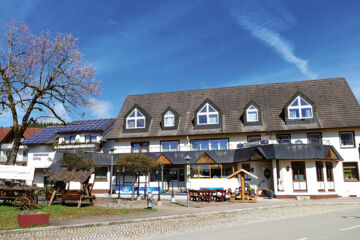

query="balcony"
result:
[53,142,100,151]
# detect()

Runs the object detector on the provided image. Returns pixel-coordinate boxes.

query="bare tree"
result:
[0,20,100,164]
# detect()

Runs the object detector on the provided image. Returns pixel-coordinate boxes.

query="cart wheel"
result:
[14,196,31,210]
[26,192,39,204]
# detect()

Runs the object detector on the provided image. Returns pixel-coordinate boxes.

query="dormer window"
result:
[197,103,219,125]
[288,96,313,119]
[246,105,258,122]
[164,111,175,127]
[126,108,145,129]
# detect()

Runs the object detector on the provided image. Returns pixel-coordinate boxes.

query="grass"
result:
[0,204,154,230]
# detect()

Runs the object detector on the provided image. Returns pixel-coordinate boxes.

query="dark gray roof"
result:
[84,144,342,166]
[107,78,360,139]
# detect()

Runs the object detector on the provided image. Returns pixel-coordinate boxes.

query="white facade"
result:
[109,128,360,198]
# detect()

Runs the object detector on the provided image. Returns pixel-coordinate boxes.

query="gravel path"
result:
[1,203,360,240]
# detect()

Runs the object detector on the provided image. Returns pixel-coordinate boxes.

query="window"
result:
[288,96,313,119]
[164,111,175,127]
[191,139,228,151]
[95,167,108,180]
[126,108,145,129]
[292,161,306,181]
[246,105,258,122]
[339,131,355,148]
[131,142,149,153]
[161,141,179,152]
[316,161,324,181]
[23,150,28,161]
[189,164,234,179]
[197,103,219,125]
[65,136,70,144]
[242,163,251,180]
[308,133,322,144]
[326,162,334,181]
[247,135,261,143]
[343,162,359,181]
[85,135,97,143]
[277,134,291,144]
[70,136,76,143]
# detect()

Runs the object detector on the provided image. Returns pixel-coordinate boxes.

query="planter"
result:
[18,212,49,227]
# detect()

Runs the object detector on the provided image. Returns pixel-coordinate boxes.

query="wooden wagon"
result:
[0,182,39,209]
[46,171,96,208]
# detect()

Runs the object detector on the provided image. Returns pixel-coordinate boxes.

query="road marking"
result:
[340,225,360,231]
[297,238,308,240]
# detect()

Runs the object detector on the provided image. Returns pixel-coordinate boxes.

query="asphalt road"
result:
[155,207,360,240]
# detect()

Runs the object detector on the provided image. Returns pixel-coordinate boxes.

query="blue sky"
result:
[1,0,360,126]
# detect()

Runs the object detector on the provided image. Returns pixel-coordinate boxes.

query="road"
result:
[1,204,360,240]
[155,207,360,240]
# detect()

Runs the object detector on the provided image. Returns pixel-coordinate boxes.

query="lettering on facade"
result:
[33,153,50,161]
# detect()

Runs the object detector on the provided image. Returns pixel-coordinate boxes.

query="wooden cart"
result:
[46,171,96,208]
[0,183,39,209]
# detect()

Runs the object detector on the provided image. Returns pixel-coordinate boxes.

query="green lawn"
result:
[0,204,154,230]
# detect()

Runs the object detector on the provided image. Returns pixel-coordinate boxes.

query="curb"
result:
[1,201,360,235]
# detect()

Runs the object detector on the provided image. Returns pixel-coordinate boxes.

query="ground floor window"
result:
[343,162,359,181]
[95,167,108,180]
[292,161,306,181]
[190,164,234,178]
[316,161,324,181]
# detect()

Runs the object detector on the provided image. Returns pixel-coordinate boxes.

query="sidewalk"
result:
[49,197,360,227]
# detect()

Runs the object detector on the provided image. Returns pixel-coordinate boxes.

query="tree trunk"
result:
[6,132,22,165]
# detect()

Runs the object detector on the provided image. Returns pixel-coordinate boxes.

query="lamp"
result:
[184,155,191,208]
[116,166,121,205]
[170,169,176,203]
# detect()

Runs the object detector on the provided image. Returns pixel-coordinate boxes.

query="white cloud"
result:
[86,98,114,119]
[227,0,317,79]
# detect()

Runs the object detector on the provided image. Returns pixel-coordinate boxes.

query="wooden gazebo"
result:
[227,169,259,202]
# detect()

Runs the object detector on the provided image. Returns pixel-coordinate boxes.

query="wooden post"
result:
[241,172,245,201]
[48,189,56,207]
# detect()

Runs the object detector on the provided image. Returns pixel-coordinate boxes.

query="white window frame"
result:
[288,96,313,119]
[197,103,219,125]
[246,105,259,122]
[164,111,175,127]
[339,131,355,148]
[126,108,145,129]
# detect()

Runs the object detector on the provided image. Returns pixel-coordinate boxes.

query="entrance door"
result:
[325,162,335,191]
[316,161,325,191]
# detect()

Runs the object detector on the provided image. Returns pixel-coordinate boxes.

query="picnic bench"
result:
[189,189,226,202]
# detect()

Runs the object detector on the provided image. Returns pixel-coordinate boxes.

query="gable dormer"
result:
[161,107,180,130]
[123,104,151,133]
[284,92,316,124]
[243,101,262,126]
[194,99,222,129]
